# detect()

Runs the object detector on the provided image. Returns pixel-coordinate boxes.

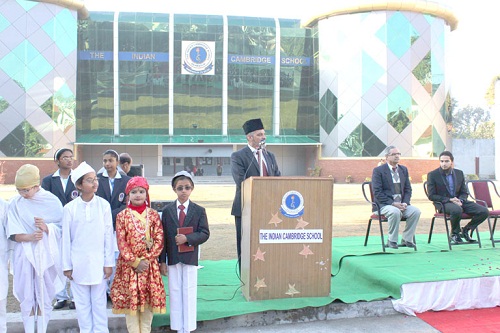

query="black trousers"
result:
[441,200,489,234]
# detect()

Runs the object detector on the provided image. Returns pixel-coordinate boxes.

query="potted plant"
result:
[345,175,352,183]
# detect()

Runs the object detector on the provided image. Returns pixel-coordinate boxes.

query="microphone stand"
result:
[258,148,264,177]
[258,140,266,177]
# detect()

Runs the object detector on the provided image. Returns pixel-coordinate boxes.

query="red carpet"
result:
[417,307,500,333]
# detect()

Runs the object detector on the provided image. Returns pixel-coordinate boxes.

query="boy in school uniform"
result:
[41,148,78,310]
[160,171,210,333]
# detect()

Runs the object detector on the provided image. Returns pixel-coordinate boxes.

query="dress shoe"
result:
[461,227,477,243]
[386,241,398,249]
[451,233,463,244]
[68,301,76,310]
[53,300,67,310]
[400,239,416,248]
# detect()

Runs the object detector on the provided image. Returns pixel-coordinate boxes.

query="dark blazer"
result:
[95,172,131,227]
[230,146,281,217]
[41,173,77,206]
[427,167,469,206]
[159,201,210,266]
[371,164,413,210]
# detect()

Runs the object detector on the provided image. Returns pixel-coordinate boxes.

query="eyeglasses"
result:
[388,153,401,156]
[175,186,192,191]
[17,186,35,195]
[84,177,99,184]
[60,156,74,161]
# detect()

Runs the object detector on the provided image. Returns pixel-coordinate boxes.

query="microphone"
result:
[259,139,266,151]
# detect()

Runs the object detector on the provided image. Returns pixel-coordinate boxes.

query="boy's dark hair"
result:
[439,151,454,161]
[54,148,73,161]
[75,177,84,187]
[120,153,132,164]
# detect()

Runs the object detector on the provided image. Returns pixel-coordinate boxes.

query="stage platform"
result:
[152,232,500,327]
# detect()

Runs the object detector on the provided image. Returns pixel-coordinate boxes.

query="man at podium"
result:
[231,118,281,273]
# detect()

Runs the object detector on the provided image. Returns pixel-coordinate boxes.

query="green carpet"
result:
[331,233,498,303]
[152,233,500,327]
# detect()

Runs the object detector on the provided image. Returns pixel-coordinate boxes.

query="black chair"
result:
[362,181,416,252]
[423,181,481,250]
[467,179,499,247]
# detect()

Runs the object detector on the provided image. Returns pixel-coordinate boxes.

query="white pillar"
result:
[157,145,163,177]
[113,11,120,136]
[495,81,500,180]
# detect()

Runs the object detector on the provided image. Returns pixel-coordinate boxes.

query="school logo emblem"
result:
[71,190,79,200]
[119,192,125,202]
[280,190,304,218]
[182,41,215,75]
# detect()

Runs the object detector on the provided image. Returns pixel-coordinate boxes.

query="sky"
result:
[82,0,500,110]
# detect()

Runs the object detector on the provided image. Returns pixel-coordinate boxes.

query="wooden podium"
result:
[241,177,333,301]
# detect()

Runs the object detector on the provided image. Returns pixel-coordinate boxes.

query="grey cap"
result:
[171,170,194,187]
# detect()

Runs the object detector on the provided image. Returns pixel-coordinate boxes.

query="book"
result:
[177,227,194,253]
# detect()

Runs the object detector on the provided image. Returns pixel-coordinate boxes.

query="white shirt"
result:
[52,169,72,192]
[61,195,114,285]
[176,199,190,219]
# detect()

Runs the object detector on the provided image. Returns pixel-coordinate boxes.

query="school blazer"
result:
[159,201,210,266]
[230,146,281,217]
[371,164,413,211]
[426,168,469,206]
[96,173,131,227]
[41,174,77,206]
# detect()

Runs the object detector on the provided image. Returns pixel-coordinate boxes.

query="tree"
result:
[451,105,493,138]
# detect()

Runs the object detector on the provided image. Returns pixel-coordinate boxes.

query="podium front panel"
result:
[241,177,333,301]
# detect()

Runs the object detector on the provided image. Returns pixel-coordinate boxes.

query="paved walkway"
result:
[6,300,440,332]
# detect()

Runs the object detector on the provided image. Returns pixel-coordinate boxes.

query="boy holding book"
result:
[160,171,210,333]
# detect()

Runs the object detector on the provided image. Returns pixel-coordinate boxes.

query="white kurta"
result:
[61,195,114,284]
[7,188,64,330]
[0,198,10,332]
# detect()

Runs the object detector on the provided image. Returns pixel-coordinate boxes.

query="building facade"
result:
[0,0,457,181]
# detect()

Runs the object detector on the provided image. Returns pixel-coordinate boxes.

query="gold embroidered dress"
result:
[111,207,166,314]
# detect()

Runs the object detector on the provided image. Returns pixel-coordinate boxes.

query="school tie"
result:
[178,204,186,227]
[256,151,268,176]
[392,167,399,183]
[109,178,115,194]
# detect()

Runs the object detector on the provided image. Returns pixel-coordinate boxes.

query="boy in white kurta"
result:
[61,162,114,333]
[0,197,9,332]
[7,164,64,333]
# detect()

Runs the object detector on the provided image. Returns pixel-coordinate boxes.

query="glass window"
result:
[118,13,169,135]
[173,14,223,136]
[227,16,276,134]
[279,19,319,140]
[76,13,114,139]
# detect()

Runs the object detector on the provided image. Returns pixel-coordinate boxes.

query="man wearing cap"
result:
[41,148,78,310]
[7,164,64,333]
[231,118,281,272]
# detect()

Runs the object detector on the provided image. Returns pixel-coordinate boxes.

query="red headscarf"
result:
[125,176,150,213]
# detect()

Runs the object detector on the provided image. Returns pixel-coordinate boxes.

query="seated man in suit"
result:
[426,151,488,244]
[372,146,421,249]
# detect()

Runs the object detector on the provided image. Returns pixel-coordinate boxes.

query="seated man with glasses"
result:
[371,146,421,249]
